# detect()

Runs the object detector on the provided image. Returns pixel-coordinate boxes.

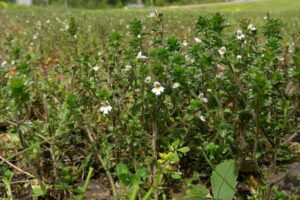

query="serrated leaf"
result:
[184,184,209,200]
[211,159,238,200]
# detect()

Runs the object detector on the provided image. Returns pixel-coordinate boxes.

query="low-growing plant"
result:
[0,10,299,200]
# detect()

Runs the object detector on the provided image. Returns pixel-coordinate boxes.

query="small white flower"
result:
[264,15,268,20]
[145,76,151,83]
[92,66,100,71]
[46,20,51,24]
[148,10,158,18]
[33,33,38,40]
[237,55,242,60]
[196,111,206,122]
[278,56,285,62]
[137,34,141,39]
[1,61,7,68]
[236,30,245,40]
[198,92,208,103]
[172,82,180,89]
[137,51,148,59]
[218,47,226,57]
[185,55,195,63]
[124,65,132,71]
[100,101,112,115]
[248,24,256,31]
[194,37,202,43]
[216,72,225,79]
[11,60,16,65]
[151,82,164,96]
[182,40,188,46]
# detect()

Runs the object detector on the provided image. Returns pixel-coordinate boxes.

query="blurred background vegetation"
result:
[0,0,225,8]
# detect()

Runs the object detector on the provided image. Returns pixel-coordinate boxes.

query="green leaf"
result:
[32,185,44,197]
[211,159,238,200]
[178,146,190,154]
[116,163,132,186]
[184,184,209,200]
[171,172,182,179]
[116,163,129,175]
[171,139,180,149]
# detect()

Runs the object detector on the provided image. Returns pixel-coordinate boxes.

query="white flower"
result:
[278,56,285,62]
[264,15,268,20]
[46,20,51,24]
[198,92,208,103]
[218,47,226,57]
[194,37,202,43]
[216,72,225,79]
[148,10,158,18]
[100,101,112,115]
[124,65,132,71]
[137,34,141,39]
[182,40,188,46]
[248,24,256,31]
[151,82,164,96]
[172,82,180,89]
[145,76,151,83]
[236,30,245,40]
[32,33,38,40]
[185,55,195,63]
[92,66,99,71]
[196,111,206,122]
[137,51,148,59]
[1,61,7,68]
[237,55,242,60]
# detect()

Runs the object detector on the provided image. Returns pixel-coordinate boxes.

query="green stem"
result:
[78,167,94,200]
[84,126,118,197]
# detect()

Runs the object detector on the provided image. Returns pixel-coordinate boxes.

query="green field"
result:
[0,0,300,199]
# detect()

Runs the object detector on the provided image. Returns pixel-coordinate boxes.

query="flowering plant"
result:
[0,11,299,199]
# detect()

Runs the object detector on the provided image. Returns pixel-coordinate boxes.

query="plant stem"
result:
[78,167,94,200]
[152,109,158,200]
[84,126,118,197]
[253,98,260,168]
[43,94,58,178]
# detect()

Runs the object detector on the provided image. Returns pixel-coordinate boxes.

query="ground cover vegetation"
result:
[0,0,224,8]
[0,0,300,199]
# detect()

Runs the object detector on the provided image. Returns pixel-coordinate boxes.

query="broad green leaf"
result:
[211,159,238,200]
[171,139,180,149]
[178,146,190,154]
[184,184,209,200]
[116,163,129,175]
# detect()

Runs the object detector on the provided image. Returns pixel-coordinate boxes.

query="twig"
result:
[0,155,35,178]
[282,130,299,145]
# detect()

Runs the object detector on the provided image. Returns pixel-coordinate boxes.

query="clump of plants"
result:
[0,11,299,199]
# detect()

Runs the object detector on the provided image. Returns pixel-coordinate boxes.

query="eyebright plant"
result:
[0,11,299,200]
